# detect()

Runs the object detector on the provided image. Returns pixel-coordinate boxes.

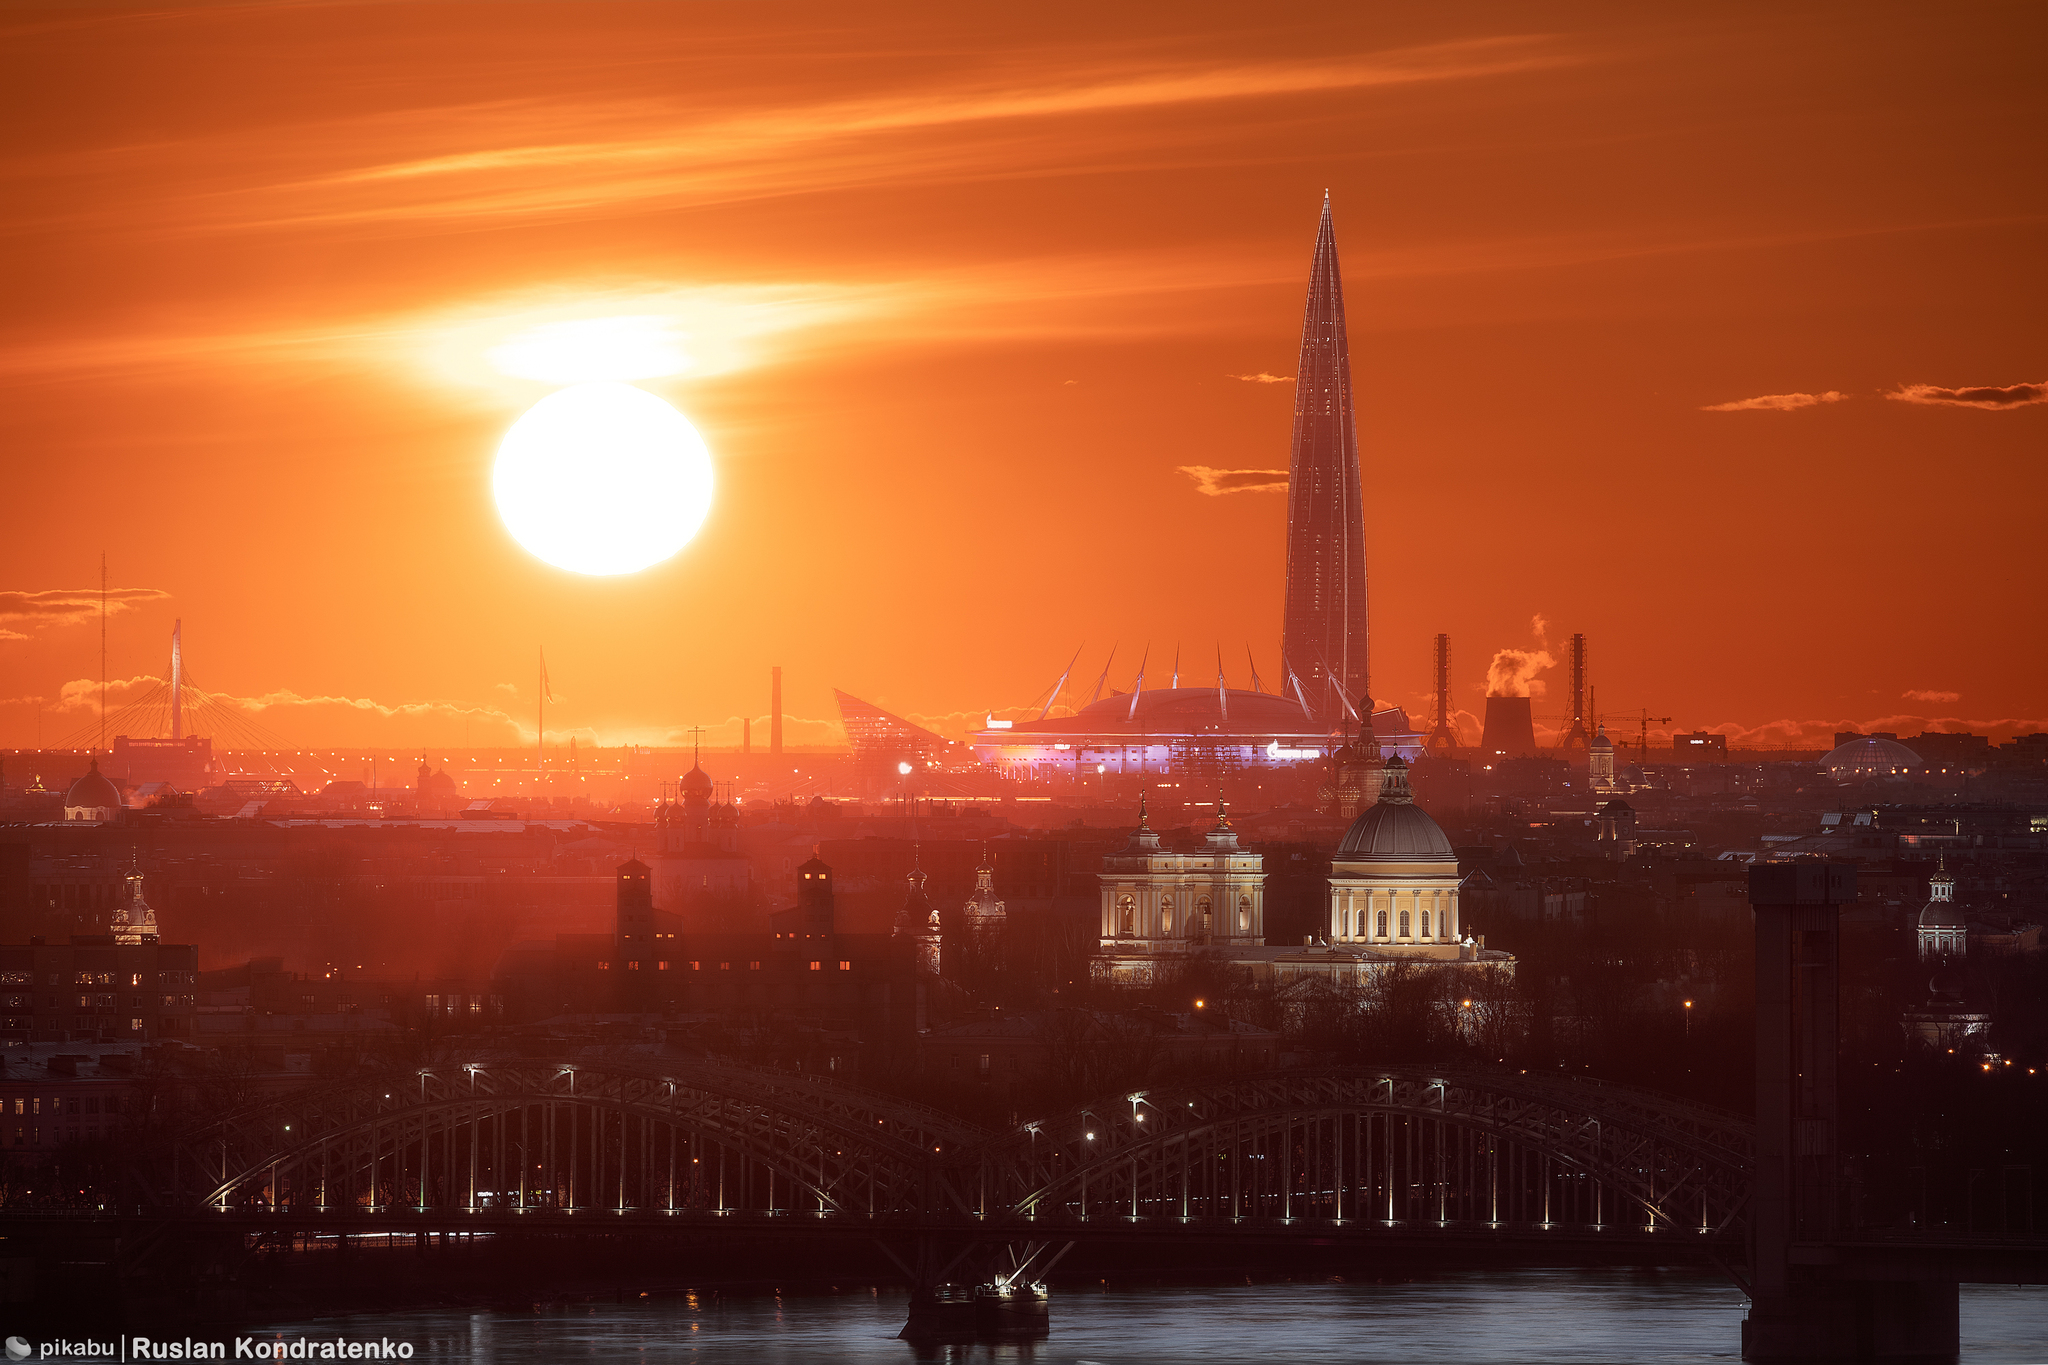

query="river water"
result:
[244,1271,2048,1363]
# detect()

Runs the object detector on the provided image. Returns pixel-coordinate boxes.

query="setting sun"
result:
[492,381,713,575]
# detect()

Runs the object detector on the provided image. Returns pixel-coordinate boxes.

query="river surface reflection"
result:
[258,1270,2048,1364]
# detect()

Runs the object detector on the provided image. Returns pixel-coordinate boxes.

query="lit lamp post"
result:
[1683,998,1693,1038]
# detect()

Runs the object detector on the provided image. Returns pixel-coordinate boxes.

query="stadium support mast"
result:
[170,621,183,740]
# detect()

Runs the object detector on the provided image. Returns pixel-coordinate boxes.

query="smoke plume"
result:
[1486,648,1555,698]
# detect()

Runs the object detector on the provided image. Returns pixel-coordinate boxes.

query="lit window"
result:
[627,961,640,971]
[689,961,700,971]
[808,961,821,971]
[597,962,611,971]
[839,960,851,971]
[720,962,731,971]
[658,961,670,971]
[748,961,761,971]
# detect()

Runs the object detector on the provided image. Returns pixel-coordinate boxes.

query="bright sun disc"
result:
[493,382,713,575]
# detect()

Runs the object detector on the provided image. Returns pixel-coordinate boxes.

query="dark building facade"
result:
[0,938,199,1043]
[1280,193,1370,729]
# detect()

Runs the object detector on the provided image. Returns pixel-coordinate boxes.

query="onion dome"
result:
[1335,756,1455,861]
[1823,737,1920,781]
[64,759,121,811]
[679,762,714,797]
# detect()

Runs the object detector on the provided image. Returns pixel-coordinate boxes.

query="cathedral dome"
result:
[1918,897,1965,930]
[64,760,121,812]
[679,762,714,796]
[1335,757,1455,862]
[1590,729,1614,753]
[1823,737,1920,781]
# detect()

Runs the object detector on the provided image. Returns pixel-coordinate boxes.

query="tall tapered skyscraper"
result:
[1280,193,1368,730]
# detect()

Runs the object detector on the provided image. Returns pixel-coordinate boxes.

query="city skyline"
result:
[3,4,2044,754]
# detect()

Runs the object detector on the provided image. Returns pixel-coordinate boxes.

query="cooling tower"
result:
[1480,696,1538,758]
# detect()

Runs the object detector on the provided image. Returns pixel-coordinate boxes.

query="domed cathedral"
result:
[1324,757,1471,960]
[1096,794,1267,983]
[1271,756,1514,988]
[64,759,123,823]
[1916,857,1966,962]
[649,753,753,930]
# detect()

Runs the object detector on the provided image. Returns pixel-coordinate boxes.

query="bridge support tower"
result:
[1743,863,1958,1362]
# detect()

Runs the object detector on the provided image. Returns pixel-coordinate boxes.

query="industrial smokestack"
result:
[1562,633,1589,753]
[1427,633,1458,753]
[771,666,783,755]
[1480,697,1538,759]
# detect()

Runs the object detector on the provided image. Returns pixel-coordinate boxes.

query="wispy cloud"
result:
[1903,689,1960,703]
[1700,390,1847,412]
[1887,379,2046,409]
[97,40,1572,239]
[1178,465,1288,496]
[0,280,892,400]
[0,587,168,628]
[1228,372,1294,384]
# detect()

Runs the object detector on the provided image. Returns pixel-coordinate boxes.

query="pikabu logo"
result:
[13,1341,119,1360]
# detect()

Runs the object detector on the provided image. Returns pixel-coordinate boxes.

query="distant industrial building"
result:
[1479,696,1537,760]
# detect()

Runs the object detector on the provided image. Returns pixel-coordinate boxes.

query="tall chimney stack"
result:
[1563,633,1590,753]
[770,666,784,755]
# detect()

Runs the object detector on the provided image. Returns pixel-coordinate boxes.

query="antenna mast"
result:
[98,553,107,756]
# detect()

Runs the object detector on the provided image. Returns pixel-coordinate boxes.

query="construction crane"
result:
[1637,709,1672,765]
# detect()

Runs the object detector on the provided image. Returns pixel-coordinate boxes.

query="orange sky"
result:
[3,2,2044,754]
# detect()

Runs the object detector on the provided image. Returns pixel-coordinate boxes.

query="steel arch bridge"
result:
[168,1058,1753,1241]
[170,1056,988,1219]
[961,1068,1753,1237]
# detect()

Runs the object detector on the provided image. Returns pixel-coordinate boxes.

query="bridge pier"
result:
[1745,864,1959,1363]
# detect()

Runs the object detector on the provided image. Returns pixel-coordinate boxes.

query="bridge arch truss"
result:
[177,1058,985,1219]
[961,1068,1754,1236]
